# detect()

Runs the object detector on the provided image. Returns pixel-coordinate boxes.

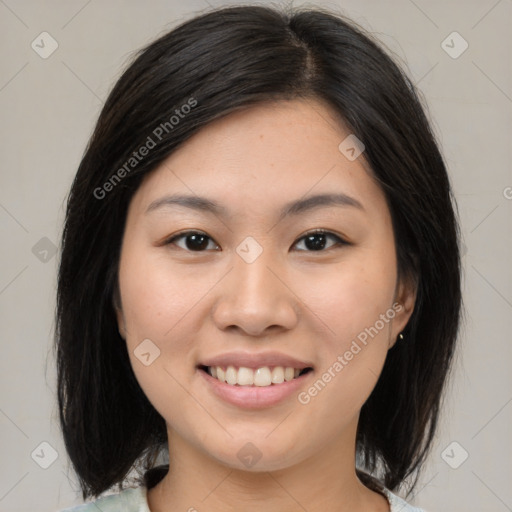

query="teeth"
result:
[207,365,308,387]
[237,366,254,386]
[254,367,272,386]
[225,366,237,385]
[271,366,284,384]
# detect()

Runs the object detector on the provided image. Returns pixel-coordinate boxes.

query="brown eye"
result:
[164,229,347,253]
[164,231,219,251]
[293,230,347,252]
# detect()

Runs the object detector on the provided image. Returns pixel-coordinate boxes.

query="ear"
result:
[116,307,127,340]
[112,285,127,340]
[388,271,417,349]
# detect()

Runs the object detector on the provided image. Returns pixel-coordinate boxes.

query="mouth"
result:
[198,365,314,387]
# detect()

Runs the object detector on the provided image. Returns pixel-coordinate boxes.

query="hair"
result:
[55,3,462,502]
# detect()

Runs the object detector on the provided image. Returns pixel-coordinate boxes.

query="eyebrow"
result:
[145,192,364,221]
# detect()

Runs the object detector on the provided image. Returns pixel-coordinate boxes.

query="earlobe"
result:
[112,286,126,340]
[116,307,127,340]
[112,289,126,340]
[388,274,417,349]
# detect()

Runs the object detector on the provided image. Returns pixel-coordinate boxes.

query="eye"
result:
[292,229,347,252]
[164,230,219,252]
[163,229,348,253]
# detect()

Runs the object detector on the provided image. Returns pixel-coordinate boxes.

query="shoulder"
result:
[58,485,150,512]
[382,487,427,512]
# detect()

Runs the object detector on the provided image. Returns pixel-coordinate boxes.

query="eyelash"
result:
[163,229,348,253]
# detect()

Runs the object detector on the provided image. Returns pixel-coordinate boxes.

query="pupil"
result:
[306,234,326,251]
[186,234,209,251]
[184,233,327,251]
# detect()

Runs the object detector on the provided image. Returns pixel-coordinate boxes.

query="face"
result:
[115,98,415,472]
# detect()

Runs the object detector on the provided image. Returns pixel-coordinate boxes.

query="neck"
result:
[147,424,389,512]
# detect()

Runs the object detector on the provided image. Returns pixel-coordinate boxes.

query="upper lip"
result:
[199,351,314,370]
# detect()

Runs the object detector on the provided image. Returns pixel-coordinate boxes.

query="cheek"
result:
[296,256,396,346]
[119,251,200,425]
[119,247,204,344]
[292,254,396,411]
[118,248,204,408]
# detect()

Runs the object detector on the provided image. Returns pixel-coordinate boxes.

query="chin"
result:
[200,434,303,473]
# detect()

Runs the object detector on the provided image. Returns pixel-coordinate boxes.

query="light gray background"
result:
[0,1,511,511]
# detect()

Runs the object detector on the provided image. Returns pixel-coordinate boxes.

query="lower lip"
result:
[198,368,313,409]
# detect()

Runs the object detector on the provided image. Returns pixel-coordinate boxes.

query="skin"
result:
[115,98,416,512]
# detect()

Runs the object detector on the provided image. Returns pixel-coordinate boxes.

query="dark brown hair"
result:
[55,4,462,501]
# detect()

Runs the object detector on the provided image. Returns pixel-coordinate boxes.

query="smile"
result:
[200,365,313,387]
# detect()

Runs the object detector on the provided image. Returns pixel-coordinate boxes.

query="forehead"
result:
[129,98,386,221]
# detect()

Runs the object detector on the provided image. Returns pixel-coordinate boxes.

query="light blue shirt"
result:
[59,485,427,511]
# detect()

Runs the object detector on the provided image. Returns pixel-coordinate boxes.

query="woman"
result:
[56,5,462,512]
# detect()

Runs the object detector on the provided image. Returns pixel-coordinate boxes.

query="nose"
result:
[211,245,299,337]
